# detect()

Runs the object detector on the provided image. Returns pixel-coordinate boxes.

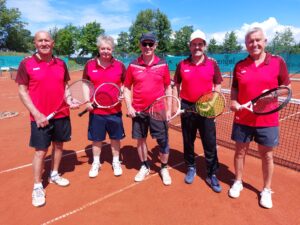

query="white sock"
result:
[51,170,58,177]
[33,183,43,189]
[113,156,120,163]
[93,156,100,164]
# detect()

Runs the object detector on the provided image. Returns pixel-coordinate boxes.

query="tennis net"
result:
[169,89,300,171]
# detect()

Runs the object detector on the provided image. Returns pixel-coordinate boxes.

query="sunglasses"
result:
[141,42,155,47]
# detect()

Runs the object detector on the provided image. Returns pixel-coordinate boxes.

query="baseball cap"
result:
[190,29,206,43]
[140,32,157,43]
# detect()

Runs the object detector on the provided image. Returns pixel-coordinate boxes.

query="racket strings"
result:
[195,92,226,117]
[66,80,94,104]
[149,96,180,121]
[94,84,120,107]
[253,89,289,113]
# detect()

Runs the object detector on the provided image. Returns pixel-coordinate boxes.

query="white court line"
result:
[0,146,96,175]
[41,154,204,225]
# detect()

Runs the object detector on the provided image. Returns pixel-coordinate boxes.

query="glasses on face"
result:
[141,42,155,47]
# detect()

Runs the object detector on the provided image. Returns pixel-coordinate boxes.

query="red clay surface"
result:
[0,71,299,225]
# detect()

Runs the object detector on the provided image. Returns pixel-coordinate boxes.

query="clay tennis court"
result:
[0,70,299,225]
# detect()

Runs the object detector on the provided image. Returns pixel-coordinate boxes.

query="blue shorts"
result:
[231,123,279,147]
[30,117,71,149]
[88,112,125,142]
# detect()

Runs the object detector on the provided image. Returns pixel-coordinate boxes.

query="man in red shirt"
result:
[83,35,126,178]
[16,31,75,207]
[174,30,223,192]
[229,27,291,209]
[123,32,172,185]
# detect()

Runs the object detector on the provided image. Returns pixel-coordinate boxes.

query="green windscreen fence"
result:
[0,56,69,69]
[1,53,299,74]
[165,53,300,73]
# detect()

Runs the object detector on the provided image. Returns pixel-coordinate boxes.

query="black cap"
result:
[140,32,157,42]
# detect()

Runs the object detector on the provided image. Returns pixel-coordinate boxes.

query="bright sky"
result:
[7,0,300,45]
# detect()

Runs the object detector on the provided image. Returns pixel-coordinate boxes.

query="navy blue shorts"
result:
[231,123,279,147]
[88,112,125,142]
[30,117,71,149]
[132,113,168,139]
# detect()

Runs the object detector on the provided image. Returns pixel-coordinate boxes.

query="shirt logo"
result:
[92,70,98,72]
[33,67,40,71]
[240,70,246,74]
[184,69,190,72]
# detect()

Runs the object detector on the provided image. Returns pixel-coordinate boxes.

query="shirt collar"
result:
[187,54,208,65]
[247,52,271,65]
[137,55,160,66]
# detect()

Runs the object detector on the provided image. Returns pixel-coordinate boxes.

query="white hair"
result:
[245,27,266,42]
[96,35,115,48]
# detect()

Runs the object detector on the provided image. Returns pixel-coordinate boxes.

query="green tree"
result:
[128,9,172,53]
[267,28,296,54]
[154,9,172,53]
[77,21,104,56]
[115,31,130,54]
[222,31,242,53]
[207,38,223,54]
[170,26,193,54]
[0,0,33,52]
[54,24,79,56]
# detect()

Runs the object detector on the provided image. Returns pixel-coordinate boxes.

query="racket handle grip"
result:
[46,113,55,120]
[78,108,88,117]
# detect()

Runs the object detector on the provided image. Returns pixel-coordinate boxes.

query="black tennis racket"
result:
[78,82,122,117]
[238,86,292,115]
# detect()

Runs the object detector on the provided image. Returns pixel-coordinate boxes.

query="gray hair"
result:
[245,27,266,42]
[96,35,115,48]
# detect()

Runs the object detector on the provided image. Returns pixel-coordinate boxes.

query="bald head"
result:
[34,31,54,58]
[34,31,53,42]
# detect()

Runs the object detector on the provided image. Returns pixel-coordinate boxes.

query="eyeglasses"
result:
[141,42,155,47]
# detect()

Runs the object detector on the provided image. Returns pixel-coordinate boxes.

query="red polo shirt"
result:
[174,55,223,102]
[232,53,290,127]
[124,55,171,111]
[16,54,70,121]
[83,57,126,115]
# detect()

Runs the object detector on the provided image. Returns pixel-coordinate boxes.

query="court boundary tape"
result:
[41,153,204,225]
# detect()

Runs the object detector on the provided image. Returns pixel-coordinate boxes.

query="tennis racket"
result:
[135,95,181,122]
[181,91,226,118]
[46,79,94,120]
[78,82,122,117]
[238,86,292,115]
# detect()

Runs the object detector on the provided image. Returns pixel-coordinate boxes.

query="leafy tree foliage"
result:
[128,9,172,53]
[54,24,79,56]
[77,21,104,56]
[0,0,33,52]
[170,26,193,55]
[115,31,130,54]
[266,28,297,54]
[222,31,242,53]
[207,38,223,54]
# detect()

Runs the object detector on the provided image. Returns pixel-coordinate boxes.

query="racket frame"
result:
[239,86,292,115]
[180,91,226,118]
[93,82,122,109]
[137,95,181,122]
[46,79,94,120]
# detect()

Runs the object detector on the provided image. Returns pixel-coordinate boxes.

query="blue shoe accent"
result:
[206,175,222,193]
[185,167,196,184]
